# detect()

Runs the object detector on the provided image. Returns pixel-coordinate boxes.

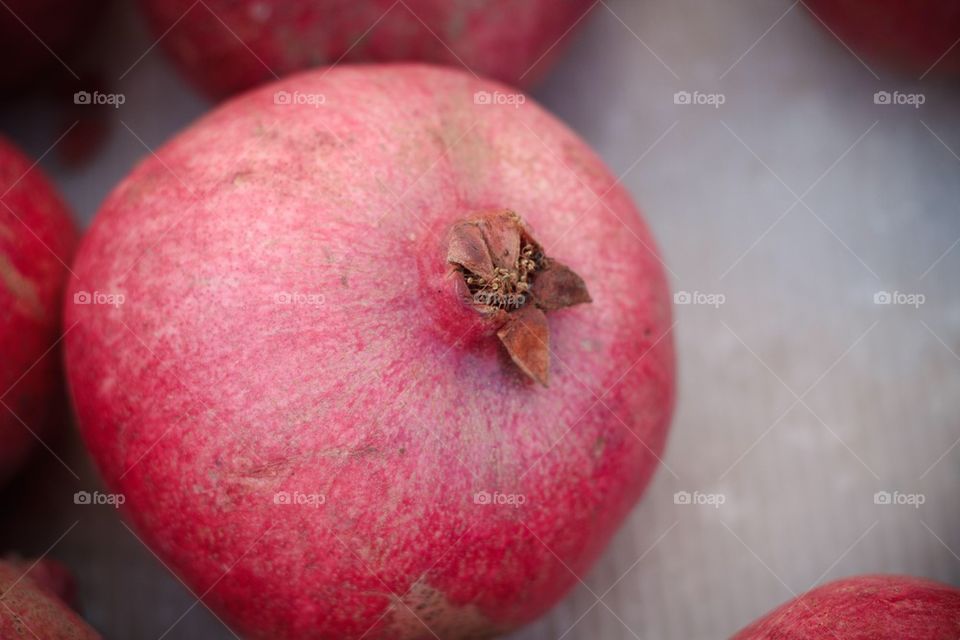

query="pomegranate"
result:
[0,558,100,638]
[733,575,960,639]
[0,555,77,609]
[0,136,77,485]
[139,0,595,99]
[804,0,960,76]
[5,556,79,609]
[64,64,675,639]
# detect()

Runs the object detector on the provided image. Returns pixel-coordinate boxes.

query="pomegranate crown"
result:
[447,210,591,386]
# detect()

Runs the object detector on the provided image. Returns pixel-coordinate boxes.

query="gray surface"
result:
[1,1,959,639]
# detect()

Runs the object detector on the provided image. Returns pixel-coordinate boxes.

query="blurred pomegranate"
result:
[804,0,960,76]
[733,575,960,639]
[139,0,595,98]
[0,558,100,638]
[0,136,77,485]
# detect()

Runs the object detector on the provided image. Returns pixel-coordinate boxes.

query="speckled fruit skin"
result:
[0,559,100,639]
[140,0,595,99]
[804,0,960,75]
[6,557,79,608]
[0,136,77,485]
[733,575,960,639]
[65,64,674,639]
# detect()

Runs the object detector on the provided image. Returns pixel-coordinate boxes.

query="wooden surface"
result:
[2,1,959,638]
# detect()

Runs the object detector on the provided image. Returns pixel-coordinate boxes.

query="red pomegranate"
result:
[139,0,595,98]
[0,558,100,638]
[804,0,960,76]
[733,575,960,639]
[0,136,77,485]
[4,556,79,609]
[64,64,675,639]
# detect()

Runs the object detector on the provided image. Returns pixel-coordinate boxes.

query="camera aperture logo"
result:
[273,90,326,108]
[674,290,725,308]
[874,490,924,509]
[273,491,325,508]
[873,91,925,109]
[473,490,526,508]
[74,90,126,109]
[674,90,725,108]
[73,290,125,307]
[473,90,526,109]
[74,490,125,508]
[873,290,924,309]
[674,490,725,509]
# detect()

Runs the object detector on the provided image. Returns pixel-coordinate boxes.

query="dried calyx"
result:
[447,210,591,386]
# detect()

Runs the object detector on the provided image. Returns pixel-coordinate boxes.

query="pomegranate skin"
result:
[733,575,960,639]
[139,0,595,99]
[0,136,77,485]
[7,556,79,608]
[0,559,100,639]
[65,64,675,639]
[804,0,960,76]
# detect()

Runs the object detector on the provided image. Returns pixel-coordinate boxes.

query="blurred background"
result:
[1,0,959,638]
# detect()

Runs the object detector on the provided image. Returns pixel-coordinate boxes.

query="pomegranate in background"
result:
[139,0,595,98]
[733,575,960,639]
[0,558,100,638]
[804,0,960,76]
[0,136,77,485]
[5,556,79,609]
[65,64,675,639]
